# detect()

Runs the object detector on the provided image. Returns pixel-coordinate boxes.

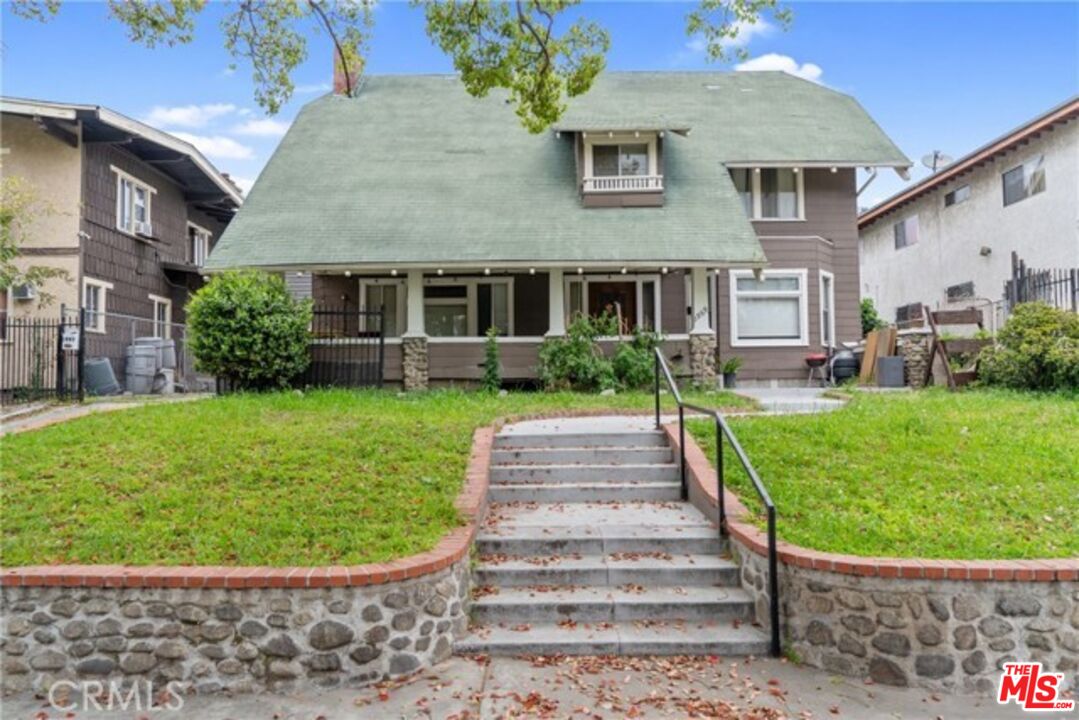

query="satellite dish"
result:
[921,151,954,173]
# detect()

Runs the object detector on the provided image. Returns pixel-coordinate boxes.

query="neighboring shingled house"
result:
[207,71,909,388]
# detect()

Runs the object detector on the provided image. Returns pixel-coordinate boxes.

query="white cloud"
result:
[171,132,254,160]
[144,103,237,128]
[735,53,823,83]
[296,82,332,95]
[676,19,774,65]
[232,118,291,137]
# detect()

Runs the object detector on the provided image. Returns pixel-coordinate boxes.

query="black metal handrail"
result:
[653,348,780,657]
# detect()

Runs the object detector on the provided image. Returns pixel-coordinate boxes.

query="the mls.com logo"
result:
[997,662,1076,712]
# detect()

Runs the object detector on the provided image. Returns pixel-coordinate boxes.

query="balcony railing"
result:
[582,174,664,193]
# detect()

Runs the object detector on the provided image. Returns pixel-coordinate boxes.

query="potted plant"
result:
[720,357,743,388]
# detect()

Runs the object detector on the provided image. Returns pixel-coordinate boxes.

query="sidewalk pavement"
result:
[1,654,1025,719]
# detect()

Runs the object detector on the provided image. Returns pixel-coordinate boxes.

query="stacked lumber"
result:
[858,326,897,384]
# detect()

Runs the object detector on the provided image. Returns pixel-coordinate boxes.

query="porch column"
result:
[546,268,566,336]
[689,266,717,387]
[402,270,429,391]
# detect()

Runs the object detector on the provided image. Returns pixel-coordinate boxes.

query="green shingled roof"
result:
[208,72,907,271]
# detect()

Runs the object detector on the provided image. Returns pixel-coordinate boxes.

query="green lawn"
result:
[688,389,1078,560]
[1,388,752,567]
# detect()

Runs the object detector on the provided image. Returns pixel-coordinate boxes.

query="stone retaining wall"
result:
[665,424,1079,694]
[1,562,468,695]
[1,429,493,695]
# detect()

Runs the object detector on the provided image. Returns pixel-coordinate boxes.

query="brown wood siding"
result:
[80,143,229,325]
[717,169,860,381]
[429,342,540,381]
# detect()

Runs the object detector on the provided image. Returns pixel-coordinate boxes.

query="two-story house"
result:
[0,98,241,337]
[859,98,1079,327]
[206,71,909,388]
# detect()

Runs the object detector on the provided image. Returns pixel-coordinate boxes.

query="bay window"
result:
[729,269,808,347]
[819,270,835,349]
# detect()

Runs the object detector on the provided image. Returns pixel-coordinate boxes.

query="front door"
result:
[588,281,637,333]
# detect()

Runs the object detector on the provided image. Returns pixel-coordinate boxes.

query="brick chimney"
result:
[333,51,358,96]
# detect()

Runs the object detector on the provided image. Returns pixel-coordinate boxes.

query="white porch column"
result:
[404,270,425,337]
[690,266,712,334]
[546,268,566,336]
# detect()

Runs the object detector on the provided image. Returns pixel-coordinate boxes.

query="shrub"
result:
[978,302,1079,391]
[612,327,663,389]
[481,326,501,392]
[187,270,312,390]
[538,313,618,392]
[860,298,886,336]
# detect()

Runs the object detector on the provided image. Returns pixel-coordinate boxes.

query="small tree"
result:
[187,270,312,390]
[481,325,501,393]
[538,312,618,392]
[860,298,886,336]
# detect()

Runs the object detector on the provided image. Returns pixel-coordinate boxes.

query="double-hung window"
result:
[83,277,112,333]
[149,294,172,339]
[188,224,211,267]
[728,168,804,220]
[113,167,155,236]
[893,215,919,250]
[1002,155,1046,207]
[729,269,808,347]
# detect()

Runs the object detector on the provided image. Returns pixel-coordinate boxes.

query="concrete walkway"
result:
[0,394,212,436]
[734,386,846,414]
[1,654,1022,719]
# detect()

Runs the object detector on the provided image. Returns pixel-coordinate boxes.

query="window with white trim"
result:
[113,167,155,236]
[360,279,405,337]
[581,133,660,192]
[728,168,805,220]
[83,277,113,333]
[684,272,716,333]
[819,270,835,349]
[423,279,513,338]
[188,224,211,267]
[729,269,808,347]
[150,294,172,339]
[1002,155,1045,207]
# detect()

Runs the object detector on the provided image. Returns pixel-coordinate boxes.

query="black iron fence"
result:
[303,306,385,388]
[0,311,84,406]
[1005,252,1079,313]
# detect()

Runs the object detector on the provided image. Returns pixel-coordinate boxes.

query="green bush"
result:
[187,270,312,390]
[481,326,501,392]
[978,302,1079,391]
[538,313,617,392]
[539,313,665,392]
[860,298,887,336]
[612,327,663,389]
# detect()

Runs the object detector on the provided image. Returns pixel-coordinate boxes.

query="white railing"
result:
[582,175,664,193]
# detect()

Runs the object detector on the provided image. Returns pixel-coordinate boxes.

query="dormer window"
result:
[582,132,662,193]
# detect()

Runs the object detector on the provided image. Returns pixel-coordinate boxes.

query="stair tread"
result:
[487,501,711,527]
[455,620,769,652]
[472,585,753,606]
[489,481,682,488]
[477,554,736,572]
[493,462,678,469]
[478,524,717,541]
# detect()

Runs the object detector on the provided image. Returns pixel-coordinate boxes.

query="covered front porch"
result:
[307,265,721,389]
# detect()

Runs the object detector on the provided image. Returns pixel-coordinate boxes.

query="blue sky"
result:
[2,2,1076,204]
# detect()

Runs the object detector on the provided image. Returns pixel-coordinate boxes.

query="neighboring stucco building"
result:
[0,98,241,331]
[858,98,1079,326]
[208,71,909,388]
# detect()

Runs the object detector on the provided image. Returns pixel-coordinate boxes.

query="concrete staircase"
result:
[456,423,771,656]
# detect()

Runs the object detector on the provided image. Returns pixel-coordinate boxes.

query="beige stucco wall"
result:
[1,113,83,318]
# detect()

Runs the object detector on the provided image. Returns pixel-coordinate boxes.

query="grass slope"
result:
[1,389,751,567]
[688,389,1078,560]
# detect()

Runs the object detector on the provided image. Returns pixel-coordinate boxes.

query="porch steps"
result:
[456,422,769,658]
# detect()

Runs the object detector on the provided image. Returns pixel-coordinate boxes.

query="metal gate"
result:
[0,310,84,406]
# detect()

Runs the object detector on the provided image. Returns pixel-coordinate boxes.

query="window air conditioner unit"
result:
[135,221,153,237]
[11,284,37,301]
